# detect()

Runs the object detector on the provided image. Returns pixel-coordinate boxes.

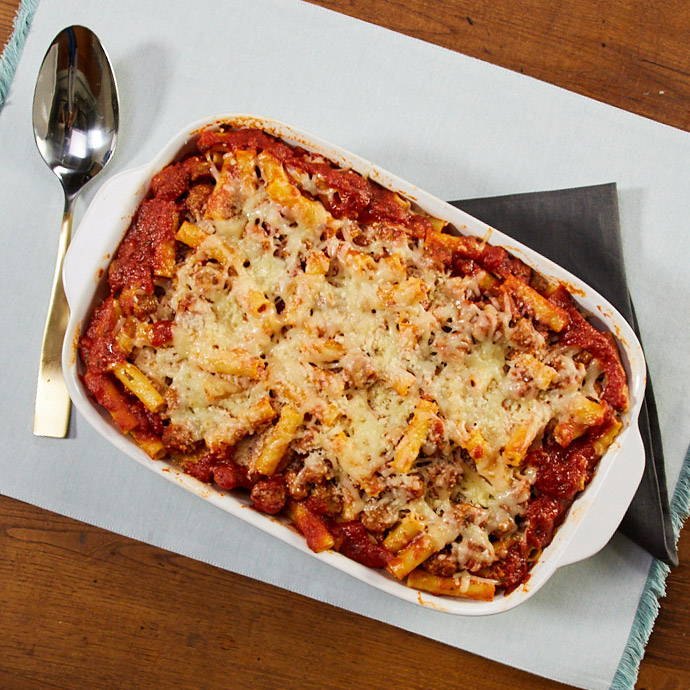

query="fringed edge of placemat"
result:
[612,442,690,689]
[0,0,40,108]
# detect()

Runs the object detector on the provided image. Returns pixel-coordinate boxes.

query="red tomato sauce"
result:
[80,297,126,373]
[150,320,174,347]
[108,198,179,297]
[549,286,629,411]
[327,520,393,568]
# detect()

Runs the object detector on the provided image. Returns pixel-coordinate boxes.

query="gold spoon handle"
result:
[33,195,74,438]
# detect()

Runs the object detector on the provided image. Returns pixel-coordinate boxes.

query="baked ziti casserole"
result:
[79,126,629,601]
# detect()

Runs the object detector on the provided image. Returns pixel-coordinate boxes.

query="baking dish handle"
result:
[62,164,148,311]
[557,428,646,567]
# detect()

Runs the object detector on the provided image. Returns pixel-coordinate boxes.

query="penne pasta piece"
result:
[570,395,609,425]
[552,420,585,449]
[135,321,153,345]
[112,362,165,412]
[209,150,224,167]
[554,395,609,448]
[176,220,209,248]
[406,569,496,601]
[387,366,416,397]
[429,216,447,233]
[341,248,376,274]
[391,399,438,473]
[258,151,329,227]
[285,499,335,553]
[131,432,166,460]
[116,328,134,355]
[503,420,541,466]
[203,376,242,402]
[378,254,407,279]
[383,516,424,553]
[527,547,543,563]
[397,318,419,352]
[232,275,278,327]
[386,533,437,580]
[592,416,623,457]
[510,352,556,391]
[204,155,251,221]
[193,347,265,379]
[304,250,330,275]
[252,405,304,476]
[199,234,242,268]
[378,277,427,307]
[476,270,498,292]
[424,228,479,260]
[502,275,569,332]
[303,339,345,364]
[154,238,176,278]
[83,372,139,434]
[244,397,278,428]
[233,149,259,191]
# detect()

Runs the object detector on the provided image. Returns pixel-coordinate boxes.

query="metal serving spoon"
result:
[32,26,119,437]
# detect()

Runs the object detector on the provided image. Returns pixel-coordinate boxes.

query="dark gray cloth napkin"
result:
[450,183,677,565]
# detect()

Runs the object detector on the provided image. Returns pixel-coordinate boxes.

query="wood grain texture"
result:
[0,495,574,690]
[1,1,689,689]
[0,1,15,49]
[305,0,690,134]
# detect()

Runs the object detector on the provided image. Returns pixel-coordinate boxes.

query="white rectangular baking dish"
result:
[62,114,646,615]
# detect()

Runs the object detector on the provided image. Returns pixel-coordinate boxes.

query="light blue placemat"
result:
[1,2,689,688]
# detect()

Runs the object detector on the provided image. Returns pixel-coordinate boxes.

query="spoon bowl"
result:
[32,26,119,437]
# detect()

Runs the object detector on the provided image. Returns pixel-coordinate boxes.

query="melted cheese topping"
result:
[134,146,608,576]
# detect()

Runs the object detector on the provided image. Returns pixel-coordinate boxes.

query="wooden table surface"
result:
[1,1,689,688]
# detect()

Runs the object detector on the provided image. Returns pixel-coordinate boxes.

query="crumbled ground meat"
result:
[360,501,399,533]
[121,292,158,320]
[284,467,310,500]
[509,317,545,353]
[284,452,331,500]
[182,453,215,483]
[396,472,425,499]
[185,183,214,221]
[162,422,200,454]
[422,550,459,577]
[341,352,377,387]
[423,458,463,499]
[305,482,342,517]
[250,475,287,514]
[214,459,252,490]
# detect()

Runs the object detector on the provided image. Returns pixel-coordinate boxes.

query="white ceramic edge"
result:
[62,114,646,616]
